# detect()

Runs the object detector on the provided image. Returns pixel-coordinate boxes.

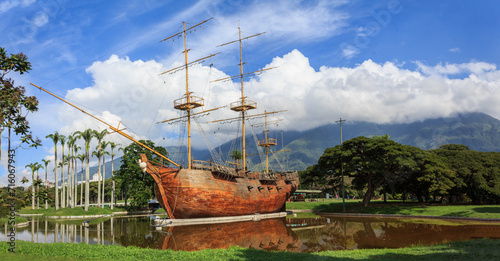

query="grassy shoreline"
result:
[1,239,499,260]
[14,200,500,220]
[286,199,500,220]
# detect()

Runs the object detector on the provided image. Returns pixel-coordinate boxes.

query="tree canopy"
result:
[303,136,471,206]
[115,140,168,209]
[0,47,40,151]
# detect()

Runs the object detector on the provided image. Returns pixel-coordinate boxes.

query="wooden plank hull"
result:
[143,155,299,219]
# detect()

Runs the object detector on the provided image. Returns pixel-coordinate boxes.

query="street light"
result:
[336,118,346,212]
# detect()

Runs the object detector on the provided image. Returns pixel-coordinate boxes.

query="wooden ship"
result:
[31,18,299,219]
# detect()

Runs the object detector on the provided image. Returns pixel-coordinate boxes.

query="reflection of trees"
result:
[293,217,500,252]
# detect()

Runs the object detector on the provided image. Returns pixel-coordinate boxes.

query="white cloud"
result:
[52,50,500,147]
[0,0,35,14]
[449,47,461,53]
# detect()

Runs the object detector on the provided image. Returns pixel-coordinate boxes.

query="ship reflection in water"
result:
[156,218,300,251]
[2,215,499,252]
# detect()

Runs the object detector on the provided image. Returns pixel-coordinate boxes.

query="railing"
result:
[258,138,277,147]
[230,99,257,111]
[174,95,204,110]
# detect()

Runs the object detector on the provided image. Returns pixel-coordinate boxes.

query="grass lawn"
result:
[0,216,27,225]
[1,239,498,260]
[287,199,500,219]
[18,206,116,216]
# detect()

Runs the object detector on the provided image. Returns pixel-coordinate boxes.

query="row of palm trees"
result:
[25,128,120,211]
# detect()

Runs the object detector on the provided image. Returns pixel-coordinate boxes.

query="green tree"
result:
[76,154,85,206]
[0,47,40,160]
[59,135,66,208]
[25,163,37,210]
[94,129,107,207]
[115,140,168,210]
[318,136,406,207]
[74,129,95,211]
[109,142,118,209]
[433,144,500,204]
[41,159,50,209]
[46,132,61,210]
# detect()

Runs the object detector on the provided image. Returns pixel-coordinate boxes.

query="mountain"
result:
[70,112,500,179]
[281,112,500,170]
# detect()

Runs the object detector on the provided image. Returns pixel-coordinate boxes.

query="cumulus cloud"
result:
[52,50,500,149]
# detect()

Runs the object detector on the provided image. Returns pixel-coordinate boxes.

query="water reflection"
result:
[2,215,499,253]
[157,218,300,251]
[291,216,500,252]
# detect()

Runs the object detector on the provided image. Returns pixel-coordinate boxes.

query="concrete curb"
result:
[46,214,112,219]
[18,213,43,217]
[154,211,291,228]
[317,212,500,222]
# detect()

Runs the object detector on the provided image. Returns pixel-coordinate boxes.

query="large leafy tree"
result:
[390,146,455,203]
[115,140,168,210]
[319,136,405,207]
[432,145,500,204]
[0,47,40,158]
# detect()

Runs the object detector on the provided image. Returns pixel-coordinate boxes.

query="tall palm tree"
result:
[41,159,50,209]
[59,135,66,208]
[77,154,85,206]
[93,129,107,208]
[74,129,96,211]
[46,132,61,210]
[101,141,110,208]
[34,162,43,209]
[66,135,76,208]
[25,163,37,210]
[109,142,118,209]
[92,148,103,208]
[73,144,81,208]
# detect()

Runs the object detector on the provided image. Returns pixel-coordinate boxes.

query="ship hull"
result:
[142,155,299,219]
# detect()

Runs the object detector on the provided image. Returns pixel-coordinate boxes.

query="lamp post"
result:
[336,118,346,212]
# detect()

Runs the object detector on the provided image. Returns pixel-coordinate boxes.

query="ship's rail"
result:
[230,99,257,111]
[192,160,236,177]
[283,172,299,181]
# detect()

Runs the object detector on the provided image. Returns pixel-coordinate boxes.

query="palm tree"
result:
[41,159,50,209]
[109,142,118,209]
[25,163,37,210]
[34,162,43,209]
[101,141,110,208]
[59,135,66,208]
[66,135,76,208]
[92,148,103,207]
[46,132,61,210]
[73,144,81,208]
[74,129,96,211]
[77,154,85,206]
[93,129,107,208]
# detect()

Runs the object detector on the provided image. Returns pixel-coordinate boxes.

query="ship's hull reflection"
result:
[157,217,300,251]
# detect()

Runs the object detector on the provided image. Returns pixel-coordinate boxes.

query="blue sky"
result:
[1,0,500,185]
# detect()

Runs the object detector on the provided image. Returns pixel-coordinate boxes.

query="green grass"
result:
[286,200,500,219]
[19,206,114,217]
[0,216,27,225]
[1,239,498,260]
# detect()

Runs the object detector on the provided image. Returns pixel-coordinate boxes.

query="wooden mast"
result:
[213,26,273,170]
[158,18,217,169]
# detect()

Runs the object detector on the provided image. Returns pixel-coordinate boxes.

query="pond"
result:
[2,215,499,252]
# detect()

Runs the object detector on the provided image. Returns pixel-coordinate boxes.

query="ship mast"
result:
[158,18,218,169]
[258,111,277,173]
[213,26,274,170]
